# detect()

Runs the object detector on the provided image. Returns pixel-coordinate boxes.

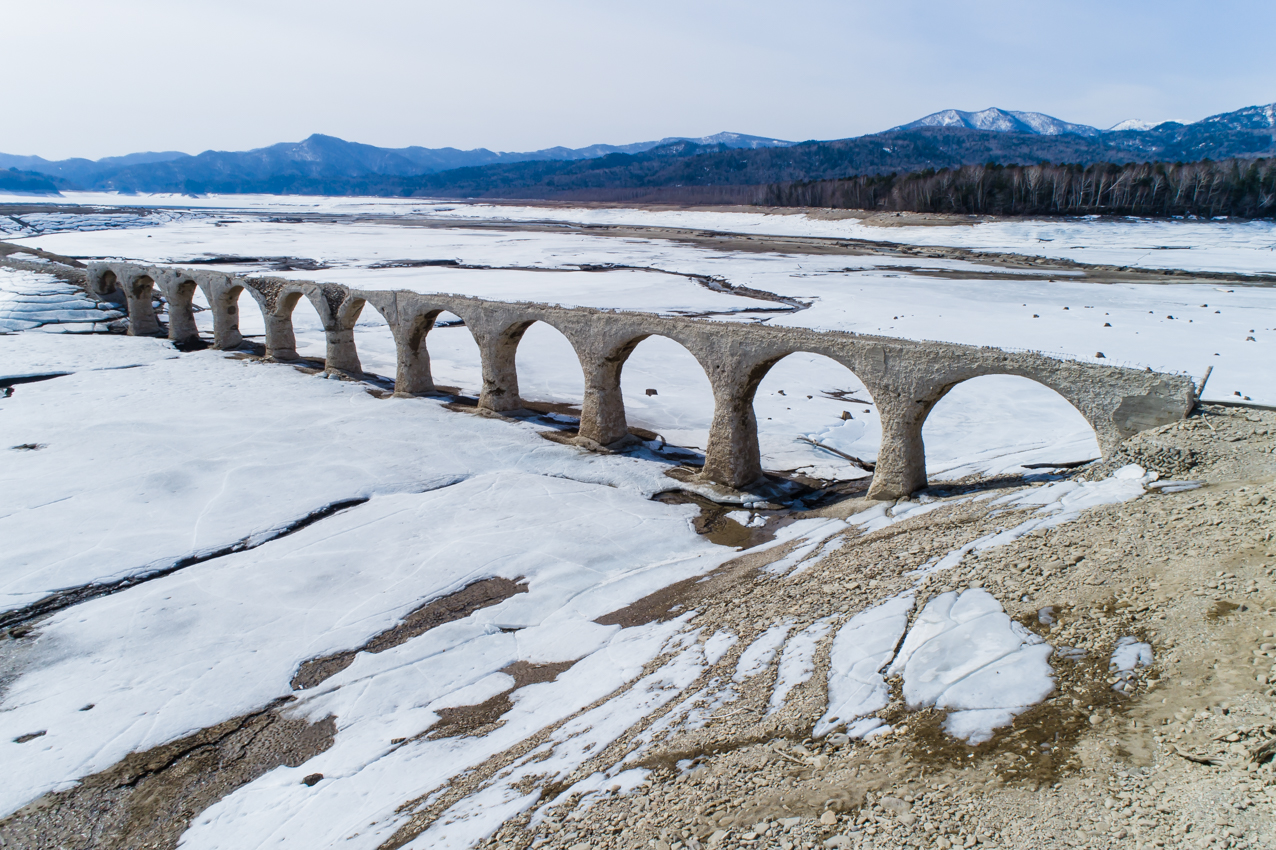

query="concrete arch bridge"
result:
[86,261,1196,500]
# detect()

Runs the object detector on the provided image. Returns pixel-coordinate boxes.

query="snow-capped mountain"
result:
[1197,102,1276,130]
[1106,119,1159,132]
[894,108,1103,137]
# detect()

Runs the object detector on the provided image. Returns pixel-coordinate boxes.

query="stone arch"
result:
[918,371,1103,478]
[384,302,489,397]
[471,314,591,414]
[388,306,446,395]
[86,265,125,308]
[314,289,362,375]
[338,294,398,381]
[744,349,883,480]
[579,331,717,449]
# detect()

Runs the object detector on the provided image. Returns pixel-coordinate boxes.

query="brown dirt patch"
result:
[0,699,335,850]
[291,577,528,690]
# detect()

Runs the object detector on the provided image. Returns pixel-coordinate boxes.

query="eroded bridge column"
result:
[205,282,245,350]
[264,311,298,360]
[124,274,161,337]
[391,313,436,395]
[578,355,629,446]
[472,320,527,412]
[866,395,931,500]
[165,289,199,345]
[159,278,200,346]
[308,289,361,375]
[324,327,361,375]
[701,380,764,490]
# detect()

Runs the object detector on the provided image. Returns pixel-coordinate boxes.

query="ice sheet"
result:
[887,590,1054,744]
[0,267,123,333]
[0,475,728,818]
[0,350,709,614]
[813,596,913,738]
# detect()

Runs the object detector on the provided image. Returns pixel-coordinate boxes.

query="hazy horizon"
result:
[7,0,1276,160]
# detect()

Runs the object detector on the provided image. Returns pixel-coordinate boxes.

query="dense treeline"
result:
[760,159,1276,218]
[0,168,64,195]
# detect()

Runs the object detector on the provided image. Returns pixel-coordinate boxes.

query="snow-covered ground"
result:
[0,195,1255,847]
[6,191,1276,275]
[0,267,123,334]
[0,326,1160,846]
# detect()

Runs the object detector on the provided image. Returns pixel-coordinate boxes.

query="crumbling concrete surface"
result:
[84,261,1196,500]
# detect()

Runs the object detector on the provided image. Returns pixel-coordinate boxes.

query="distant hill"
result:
[2,101,1273,201]
[893,107,1104,137]
[390,102,1276,201]
[0,168,69,195]
[0,132,794,194]
[0,151,191,186]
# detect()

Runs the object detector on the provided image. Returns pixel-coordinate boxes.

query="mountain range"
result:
[0,132,792,193]
[2,102,1274,200]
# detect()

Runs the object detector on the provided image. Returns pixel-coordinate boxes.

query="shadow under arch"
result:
[747,349,883,481]
[921,372,1102,481]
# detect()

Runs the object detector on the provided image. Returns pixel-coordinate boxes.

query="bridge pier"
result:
[866,396,931,500]
[164,281,200,345]
[323,328,361,375]
[702,386,765,489]
[578,359,629,446]
[204,283,245,350]
[263,311,299,360]
[474,322,527,412]
[391,313,437,395]
[123,274,162,337]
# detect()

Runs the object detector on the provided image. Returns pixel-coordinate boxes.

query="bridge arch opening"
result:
[617,334,715,452]
[424,310,484,397]
[341,298,397,381]
[512,320,585,418]
[388,308,485,398]
[922,374,1100,480]
[273,290,328,362]
[748,351,882,482]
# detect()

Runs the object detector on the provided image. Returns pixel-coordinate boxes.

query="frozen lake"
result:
[0,194,1270,848]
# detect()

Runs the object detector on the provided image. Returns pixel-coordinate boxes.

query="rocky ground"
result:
[465,405,1276,850]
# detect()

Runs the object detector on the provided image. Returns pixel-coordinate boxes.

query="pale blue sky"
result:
[6,0,1275,159]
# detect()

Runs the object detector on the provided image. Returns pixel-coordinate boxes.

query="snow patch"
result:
[888,590,1054,744]
[814,596,913,738]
